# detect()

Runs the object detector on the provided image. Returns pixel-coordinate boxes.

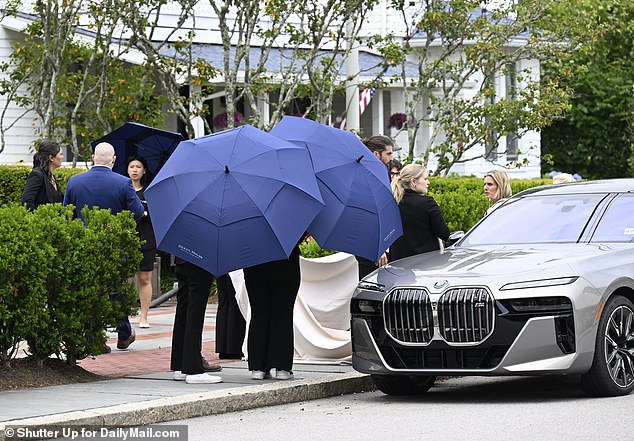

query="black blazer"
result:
[21,168,63,210]
[390,189,450,261]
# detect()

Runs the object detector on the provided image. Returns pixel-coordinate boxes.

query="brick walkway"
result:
[77,303,235,378]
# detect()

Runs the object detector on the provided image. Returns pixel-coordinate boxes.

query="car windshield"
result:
[461,193,606,246]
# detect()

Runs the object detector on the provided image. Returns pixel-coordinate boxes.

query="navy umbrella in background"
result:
[270,116,402,262]
[91,122,185,177]
[144,125,324,276]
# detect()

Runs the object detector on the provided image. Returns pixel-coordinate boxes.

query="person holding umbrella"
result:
[244,236,304,380]
[355,135,398,278]
[143,125,325,381]
[127,156,156,328]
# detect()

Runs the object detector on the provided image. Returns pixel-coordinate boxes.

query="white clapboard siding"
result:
[0,25,38,164]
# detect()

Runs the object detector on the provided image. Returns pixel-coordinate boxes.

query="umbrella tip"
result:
[225,165,230,173]
[356,155,364,163]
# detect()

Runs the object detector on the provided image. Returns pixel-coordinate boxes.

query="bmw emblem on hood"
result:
[434,279,448,289]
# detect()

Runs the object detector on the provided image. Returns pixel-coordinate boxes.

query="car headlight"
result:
[351,299,382,314]
[504,296,573,313]
[357,281,385,292]
[499,276,578,291]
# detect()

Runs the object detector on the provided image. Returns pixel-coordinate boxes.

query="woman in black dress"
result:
[390,164,450,261]
[127,156,156,328]
[21,140,64,209]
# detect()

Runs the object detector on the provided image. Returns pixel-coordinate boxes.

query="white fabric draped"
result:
[229,252,359,364]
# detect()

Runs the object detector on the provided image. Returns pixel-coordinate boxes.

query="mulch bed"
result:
[0,357,103,392]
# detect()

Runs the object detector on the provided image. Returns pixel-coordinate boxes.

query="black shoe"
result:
[117,330,136,350]
[202,357,222,372]
[219,352,243,360]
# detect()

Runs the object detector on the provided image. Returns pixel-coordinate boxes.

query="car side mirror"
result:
[447,231,465,246]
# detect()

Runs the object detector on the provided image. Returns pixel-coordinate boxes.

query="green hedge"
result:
[428,177,551,232]
[0,166,551,234]
[0,165,84,206]
[0,203,140,367]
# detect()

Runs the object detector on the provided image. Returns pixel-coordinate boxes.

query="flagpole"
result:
[345,19,360,131]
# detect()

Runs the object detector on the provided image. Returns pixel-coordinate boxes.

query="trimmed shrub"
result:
[0,202,141,366]
[428,177,551,232]
[60,207,141,365]
[0,204,53,367]
[0,165,84,206]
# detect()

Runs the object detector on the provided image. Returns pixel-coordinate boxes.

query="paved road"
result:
[164,375,629,441]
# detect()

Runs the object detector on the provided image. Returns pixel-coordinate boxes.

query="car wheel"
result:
[581,295,634,397]
[371,374,436,396]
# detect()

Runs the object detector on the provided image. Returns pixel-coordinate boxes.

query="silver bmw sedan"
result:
[351,179,634,397]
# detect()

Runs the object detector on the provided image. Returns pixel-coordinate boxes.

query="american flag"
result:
[339,86,375,130]
[358,86,375,115]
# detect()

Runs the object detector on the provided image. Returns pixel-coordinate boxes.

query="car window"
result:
[590,194,634,243]
[461,194,605,246]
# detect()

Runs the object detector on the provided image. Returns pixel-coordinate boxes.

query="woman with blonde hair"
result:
[390,164,450,261]
[483,170,512,215]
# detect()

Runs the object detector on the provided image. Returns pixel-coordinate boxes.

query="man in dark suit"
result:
[63,142,144,350]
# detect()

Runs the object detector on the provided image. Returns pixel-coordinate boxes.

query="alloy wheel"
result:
[604,305,634,388]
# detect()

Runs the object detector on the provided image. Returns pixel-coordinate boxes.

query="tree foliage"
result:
[540,0,634,179]
[0,0,166,163]
[376,0,570,176]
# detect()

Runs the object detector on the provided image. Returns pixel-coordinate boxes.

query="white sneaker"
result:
[251,370,271,380]
[275,370,294,380]
[185,373,223,384]
[173,371,186,381]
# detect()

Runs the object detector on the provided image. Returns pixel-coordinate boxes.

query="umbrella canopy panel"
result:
[145,125,324,276]
[91,122,185,177]
[271,116,402,262]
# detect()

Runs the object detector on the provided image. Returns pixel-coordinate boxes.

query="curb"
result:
[0,372,374,439]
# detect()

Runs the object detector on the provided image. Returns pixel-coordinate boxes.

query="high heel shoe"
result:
[139,322,150,328]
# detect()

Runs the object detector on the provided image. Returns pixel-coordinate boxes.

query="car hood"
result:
[374,244,610,291]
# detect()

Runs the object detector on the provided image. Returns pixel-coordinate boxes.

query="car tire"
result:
[581,295,634,397]
[371,374,436,396]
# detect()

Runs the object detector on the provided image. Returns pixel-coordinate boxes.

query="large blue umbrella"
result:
[144,125,324,276]
[91,122,185,177]
[270,116,402,262]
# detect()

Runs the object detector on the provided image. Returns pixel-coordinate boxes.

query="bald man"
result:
[64,142,144,350]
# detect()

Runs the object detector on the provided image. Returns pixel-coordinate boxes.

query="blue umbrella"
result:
[144,125,324,276]
[270,116,402,262]
[91,122,185,177]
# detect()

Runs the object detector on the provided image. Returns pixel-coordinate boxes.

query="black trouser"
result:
[215,274,246,355]
[244,250,300,372]
[355,256,377,280]
[170,261,213,375]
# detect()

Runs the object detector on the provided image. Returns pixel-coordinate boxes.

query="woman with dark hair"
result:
[127,156,156,328]
[21,140,64,210]
[387,158,403,182]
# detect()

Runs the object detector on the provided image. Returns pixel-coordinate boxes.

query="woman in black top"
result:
[21,140,64,210]
[390,164,450,261]
[127,156,156,328]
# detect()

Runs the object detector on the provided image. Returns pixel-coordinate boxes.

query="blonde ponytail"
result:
[392,164,426,204]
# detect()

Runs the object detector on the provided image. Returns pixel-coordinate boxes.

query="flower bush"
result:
[388,112,408,129]
[299,235,337,258]
[213,111,244,129]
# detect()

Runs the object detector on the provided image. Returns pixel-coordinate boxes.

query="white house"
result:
[0,1,542,178]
